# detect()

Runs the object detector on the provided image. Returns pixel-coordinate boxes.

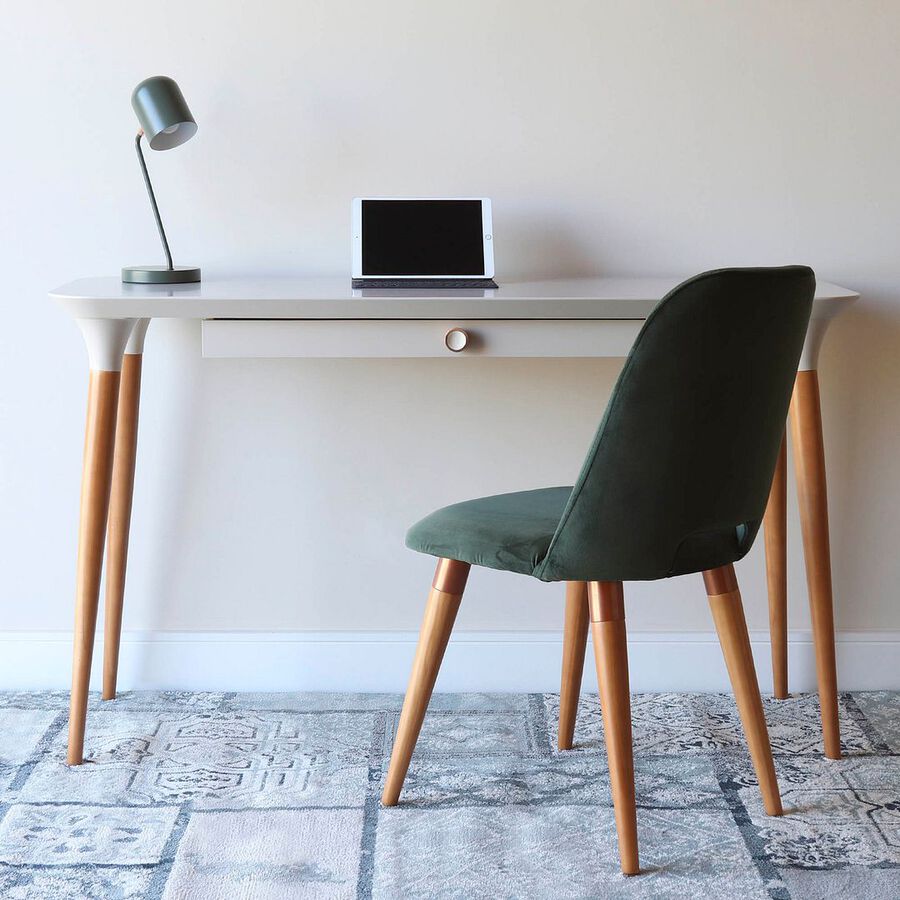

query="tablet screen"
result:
[362,200,485,276]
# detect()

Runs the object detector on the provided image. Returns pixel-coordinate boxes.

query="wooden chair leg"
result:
[382,558,469,806]
[588,581,639,876]
[704,565,783,816]
[68,370,121,765]
[558,581,589,750]
[764,432,789,699]
[790,371,841,759]
[102,352,143,700]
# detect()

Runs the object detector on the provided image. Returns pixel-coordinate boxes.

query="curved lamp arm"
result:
[134,130,174,271]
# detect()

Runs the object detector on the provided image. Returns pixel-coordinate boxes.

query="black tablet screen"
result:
[362,200,485,276]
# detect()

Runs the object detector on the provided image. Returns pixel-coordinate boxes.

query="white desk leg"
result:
[788,314,841,759]
[763,432,788,699]
[102,319,150,701]
[67,318,137,765]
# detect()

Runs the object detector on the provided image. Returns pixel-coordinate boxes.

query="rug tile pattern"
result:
[0,690,896,899]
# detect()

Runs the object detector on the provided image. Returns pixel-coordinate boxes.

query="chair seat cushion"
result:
[406,487,573,576]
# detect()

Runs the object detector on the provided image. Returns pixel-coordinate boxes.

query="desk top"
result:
[51,275,859,321]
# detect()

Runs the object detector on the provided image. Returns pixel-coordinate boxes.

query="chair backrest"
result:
[536,266,815,583]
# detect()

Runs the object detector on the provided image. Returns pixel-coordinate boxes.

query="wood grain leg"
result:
[588,581,639,876]
[102,352,144,700]
[790,371,841,759]
[704,565,783,816]
[68,370,122,765]
[558,581,589,750]
[764,432,789,699]
[382,559,470,806]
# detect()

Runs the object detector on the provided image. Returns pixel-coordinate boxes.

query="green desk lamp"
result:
[122,76,201,284]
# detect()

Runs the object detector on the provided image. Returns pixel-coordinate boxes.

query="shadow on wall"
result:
[498,216,606,279]
[140,319,207,636]
[820,281,900,630]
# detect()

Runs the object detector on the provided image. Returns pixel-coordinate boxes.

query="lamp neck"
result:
[135,131,174,271]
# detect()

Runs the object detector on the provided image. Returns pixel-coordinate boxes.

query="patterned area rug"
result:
[0,691,897,899]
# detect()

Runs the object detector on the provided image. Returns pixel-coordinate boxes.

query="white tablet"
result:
[351,198,494,280]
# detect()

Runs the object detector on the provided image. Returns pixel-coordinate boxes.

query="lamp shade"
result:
[131,76,197,151]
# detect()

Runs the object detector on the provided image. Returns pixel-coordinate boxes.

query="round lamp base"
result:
[122,265,201,284]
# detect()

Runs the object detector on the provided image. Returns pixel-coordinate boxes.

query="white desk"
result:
[51,275,859,764]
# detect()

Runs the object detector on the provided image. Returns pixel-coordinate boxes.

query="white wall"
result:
[2,1,899,689]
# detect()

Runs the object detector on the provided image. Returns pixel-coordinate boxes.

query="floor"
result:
[0,691,897,899]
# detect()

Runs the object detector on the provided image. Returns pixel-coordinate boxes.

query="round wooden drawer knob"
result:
[444,329,469,352]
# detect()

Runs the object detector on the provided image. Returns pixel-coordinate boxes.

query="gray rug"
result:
[0,691,897,898]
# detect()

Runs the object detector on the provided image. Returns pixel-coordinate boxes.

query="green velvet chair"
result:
[381,266,816,875]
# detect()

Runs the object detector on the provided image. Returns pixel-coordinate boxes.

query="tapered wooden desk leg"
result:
[382,559,469,806]
[558,581,589,750]
[790,372,841,759]
[704,565,783,816]
[68,370,122,765]
[763,433,789,699]
[102,352,144,700]
[588,582,639,876]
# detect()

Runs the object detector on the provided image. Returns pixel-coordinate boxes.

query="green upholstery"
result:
[406,267,815,582]
[404,486,572,576]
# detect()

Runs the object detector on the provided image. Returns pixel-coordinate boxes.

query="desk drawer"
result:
[201,319,642,359]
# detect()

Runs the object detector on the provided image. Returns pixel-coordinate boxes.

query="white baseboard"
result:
[0,630,897,693]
